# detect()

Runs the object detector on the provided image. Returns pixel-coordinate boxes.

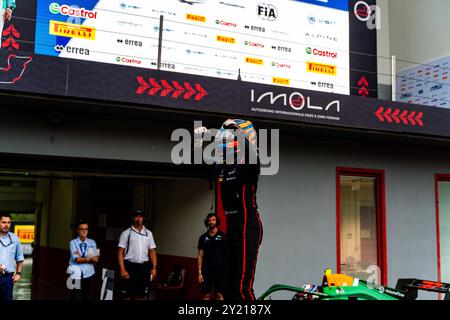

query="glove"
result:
[194,126,209,148]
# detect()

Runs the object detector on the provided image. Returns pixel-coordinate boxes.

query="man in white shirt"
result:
[118,209,157,300]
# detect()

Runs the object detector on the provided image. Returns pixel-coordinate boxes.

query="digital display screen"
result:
[35,0,351,95]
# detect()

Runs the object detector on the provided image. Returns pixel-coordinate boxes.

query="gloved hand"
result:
[194,126,209,148]
[4,8,13,21]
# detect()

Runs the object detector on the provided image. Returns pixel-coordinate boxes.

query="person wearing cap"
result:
[67,220,99,300]
[118,209,157,300]
[194,119,263,301]
[1,0,16,37]
[0,211,24,301]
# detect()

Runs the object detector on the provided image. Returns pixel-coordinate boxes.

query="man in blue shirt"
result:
[1,0,16,36]
[0,211,24,301]
[67,220,99,300]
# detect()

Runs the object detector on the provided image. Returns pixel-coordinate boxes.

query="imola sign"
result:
[250,90,340,112]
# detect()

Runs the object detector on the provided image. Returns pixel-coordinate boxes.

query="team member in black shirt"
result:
[197,213,226,300]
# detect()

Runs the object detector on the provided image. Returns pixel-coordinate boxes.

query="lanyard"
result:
[125,227,148,255]
[79,241,87,258]
[0,234,12,248]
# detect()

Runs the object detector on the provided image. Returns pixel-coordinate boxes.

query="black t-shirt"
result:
[197,230,225,272]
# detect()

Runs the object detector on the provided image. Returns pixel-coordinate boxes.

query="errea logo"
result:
[257,3,277,21]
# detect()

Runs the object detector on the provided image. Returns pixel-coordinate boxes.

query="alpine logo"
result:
[257,3,277,21]
[305,32,338,42]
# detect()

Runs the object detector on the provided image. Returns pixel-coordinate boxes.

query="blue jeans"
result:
[0,273,14,301]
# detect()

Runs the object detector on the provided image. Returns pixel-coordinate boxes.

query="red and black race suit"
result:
[217,164,263,300]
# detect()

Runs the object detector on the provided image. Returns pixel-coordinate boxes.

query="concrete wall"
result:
[0,108,177,164]
[377,0,391,88]
[252,133,447,299]
[1,106,448,299]
[388,0,450,72]
[36,179,76,250]
[36,179,50,247]
[152,179,214,258]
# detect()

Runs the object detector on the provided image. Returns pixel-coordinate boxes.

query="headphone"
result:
[204,213,221,227]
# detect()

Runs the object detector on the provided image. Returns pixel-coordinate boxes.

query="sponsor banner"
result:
[186,13,206,23]
[61,57,450,139]
[397,55,450,109]
[307,62,337,76]
[14,225,35,244]
[32,0,351,95]
[49,20,96,40]
[3,53,450,139]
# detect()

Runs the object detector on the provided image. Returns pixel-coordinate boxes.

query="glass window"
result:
[339,175,379,281]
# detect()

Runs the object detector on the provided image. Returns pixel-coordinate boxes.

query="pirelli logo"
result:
[216,35,236,44]
[186,14,206,23]
[307,62,337,76]
[272,77,290,85]
[245,57,264,65]
[49,20,96,40]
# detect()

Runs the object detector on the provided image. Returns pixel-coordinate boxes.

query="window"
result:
[336,168,387,285]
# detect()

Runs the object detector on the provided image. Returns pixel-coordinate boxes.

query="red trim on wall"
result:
[33,247,202,300]
[215,180,227,233]
[435,174,450,291]
[336,169,341,274]
[336,167,388,286]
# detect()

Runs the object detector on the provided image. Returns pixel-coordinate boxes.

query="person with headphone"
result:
[118,209,157,300]
[197,213,226,300]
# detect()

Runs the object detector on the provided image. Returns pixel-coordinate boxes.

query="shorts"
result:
[202,268,225,294]
[120,261,151,298]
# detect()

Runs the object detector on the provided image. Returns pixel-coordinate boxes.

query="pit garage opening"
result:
[0,164,214,300]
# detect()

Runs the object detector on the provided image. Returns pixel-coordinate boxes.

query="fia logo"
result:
[257,3,277,21]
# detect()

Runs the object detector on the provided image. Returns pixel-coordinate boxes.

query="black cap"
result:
[132,209,145,217]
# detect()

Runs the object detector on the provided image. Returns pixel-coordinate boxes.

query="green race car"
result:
[259,269,450,300]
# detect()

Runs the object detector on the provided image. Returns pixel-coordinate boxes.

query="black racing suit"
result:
[216,163,263,300]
